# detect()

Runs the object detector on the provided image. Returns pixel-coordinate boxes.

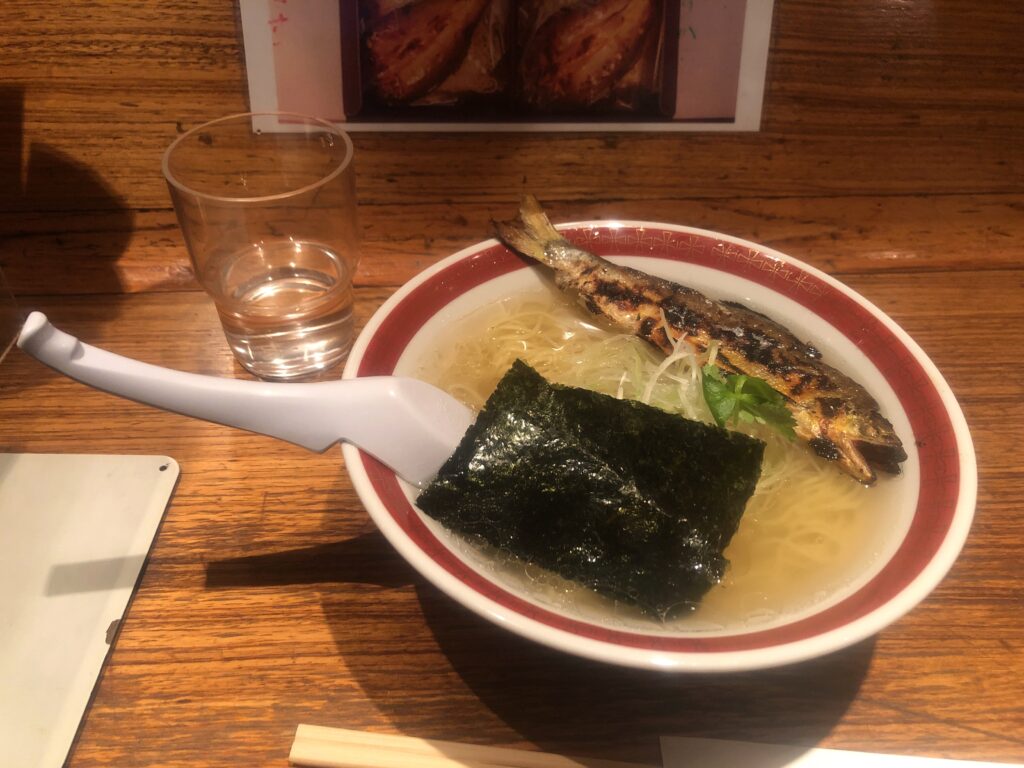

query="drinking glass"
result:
[163,112,358,380]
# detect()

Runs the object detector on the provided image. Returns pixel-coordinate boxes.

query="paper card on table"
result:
[239,0,775,132]
[660,737,1019,768]
[0,454,179,768]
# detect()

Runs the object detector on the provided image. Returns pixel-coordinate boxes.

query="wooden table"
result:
[1,1,1022,766]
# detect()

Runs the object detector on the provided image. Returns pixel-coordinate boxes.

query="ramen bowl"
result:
[341,221,976,672]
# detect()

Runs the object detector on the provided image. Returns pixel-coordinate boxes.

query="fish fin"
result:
[797,413,878,485]
[835,434,877,486]
[493,194,568,266]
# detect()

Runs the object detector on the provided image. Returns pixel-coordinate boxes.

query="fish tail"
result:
[493,194,568,266]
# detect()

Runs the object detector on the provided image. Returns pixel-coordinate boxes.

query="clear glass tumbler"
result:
[163,112,358,380]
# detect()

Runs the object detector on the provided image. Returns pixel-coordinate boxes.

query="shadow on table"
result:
[0,87,133,289]
[0,85,135,392]
[204,530,415,590]
[336,581,875,765]
[202,519,872,765]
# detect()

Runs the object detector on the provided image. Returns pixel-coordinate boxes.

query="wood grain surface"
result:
[0,1,1022,767]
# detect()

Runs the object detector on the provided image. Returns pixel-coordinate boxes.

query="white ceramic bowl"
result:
[341,221,976,672]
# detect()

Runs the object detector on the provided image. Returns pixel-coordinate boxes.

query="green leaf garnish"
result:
[701,365,797,440]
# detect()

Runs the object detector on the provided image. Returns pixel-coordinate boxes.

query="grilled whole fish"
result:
[493,195,907,485]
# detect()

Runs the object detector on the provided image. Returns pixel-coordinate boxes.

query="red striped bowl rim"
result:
[344,223,974,667]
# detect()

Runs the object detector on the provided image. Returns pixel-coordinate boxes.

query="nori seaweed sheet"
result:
[417,360,765,616]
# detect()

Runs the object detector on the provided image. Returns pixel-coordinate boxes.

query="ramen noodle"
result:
[415,291,889,629]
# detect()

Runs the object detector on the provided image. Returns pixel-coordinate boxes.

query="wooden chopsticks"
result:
[289,724,659,768]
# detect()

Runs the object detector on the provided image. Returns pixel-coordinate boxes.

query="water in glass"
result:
[204,240,354,380]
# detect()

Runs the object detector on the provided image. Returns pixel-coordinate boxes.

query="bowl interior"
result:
[343,222,974,670]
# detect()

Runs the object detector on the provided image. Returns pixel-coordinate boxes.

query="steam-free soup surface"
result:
[415,289,899,631]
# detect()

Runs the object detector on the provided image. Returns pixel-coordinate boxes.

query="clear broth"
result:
[414,291,900,632]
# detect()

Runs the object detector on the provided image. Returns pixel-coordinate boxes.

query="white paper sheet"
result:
[661,737,1018,767]
[0,454,179,768]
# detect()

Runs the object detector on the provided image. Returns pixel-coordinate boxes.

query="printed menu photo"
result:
[241,0,774,131]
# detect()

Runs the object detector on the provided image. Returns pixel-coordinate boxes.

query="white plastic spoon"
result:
[16,312,474,487]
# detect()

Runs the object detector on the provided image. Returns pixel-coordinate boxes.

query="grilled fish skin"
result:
[493,195,908,485]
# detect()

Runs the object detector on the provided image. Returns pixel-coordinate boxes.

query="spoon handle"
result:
[17,313,471,484]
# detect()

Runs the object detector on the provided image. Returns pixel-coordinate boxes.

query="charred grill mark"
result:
[662,300,702,337]
[819,397,844,419]
[809,436,842,462]
[736,330,780,367]
[789,372,813,396]
[661,287,850,406]
[663,295,816,387]
[714,350,741,374]
[790,372,831,397]
[813,373,835,391]
[616,271,895,479]
[594,278,644,310]
[632,312,671,351]
[722,300,822,360]
[788,371,839,397]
